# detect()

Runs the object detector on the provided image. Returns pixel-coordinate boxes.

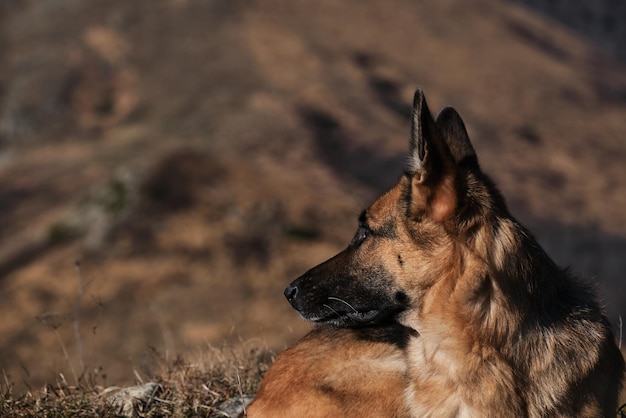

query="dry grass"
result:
[2,345,624,417]
[0,345,270,417]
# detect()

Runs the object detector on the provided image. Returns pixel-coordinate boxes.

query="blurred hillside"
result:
[1,0,625,391]
[515,0,626,62]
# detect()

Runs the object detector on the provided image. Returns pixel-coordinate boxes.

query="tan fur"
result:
[247,327,410,417]
[247,90,624,417]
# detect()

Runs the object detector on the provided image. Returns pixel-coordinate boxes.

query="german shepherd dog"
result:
[246,90,624,417]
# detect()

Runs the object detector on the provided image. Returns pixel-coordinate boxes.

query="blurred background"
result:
[1,0,625,392]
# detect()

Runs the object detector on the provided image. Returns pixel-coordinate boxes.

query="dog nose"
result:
[284,283,298,302]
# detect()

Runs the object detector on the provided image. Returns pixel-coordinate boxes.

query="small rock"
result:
[211,395,255,418]
[107,382,161,417]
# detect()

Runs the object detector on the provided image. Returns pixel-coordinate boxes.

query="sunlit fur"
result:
[247,90,624,417]
[248,326,411,417]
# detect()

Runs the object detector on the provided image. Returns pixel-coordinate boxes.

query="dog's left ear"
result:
[408,90,458,222]
[435,106,478,169]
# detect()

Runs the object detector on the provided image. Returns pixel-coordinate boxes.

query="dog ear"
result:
[409,89,437,184]
[408,90,457,222]
[435,106,478,169]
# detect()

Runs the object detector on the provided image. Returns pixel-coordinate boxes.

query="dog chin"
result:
[304,309,386,327]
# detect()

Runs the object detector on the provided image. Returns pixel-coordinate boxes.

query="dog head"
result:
[285,89,506,329]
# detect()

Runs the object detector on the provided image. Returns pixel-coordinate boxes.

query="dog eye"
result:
[351,226,369,247]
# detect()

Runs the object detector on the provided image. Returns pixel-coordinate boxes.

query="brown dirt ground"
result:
[1,0,625,392]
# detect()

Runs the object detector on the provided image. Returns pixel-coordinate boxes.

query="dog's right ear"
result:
[409,89,437,184]
[408,90,457,222]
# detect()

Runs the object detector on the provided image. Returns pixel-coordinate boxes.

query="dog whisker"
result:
[327,296,358,313]
[323,304,342,317]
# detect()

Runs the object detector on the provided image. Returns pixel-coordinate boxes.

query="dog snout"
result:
[284,282,298,303]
